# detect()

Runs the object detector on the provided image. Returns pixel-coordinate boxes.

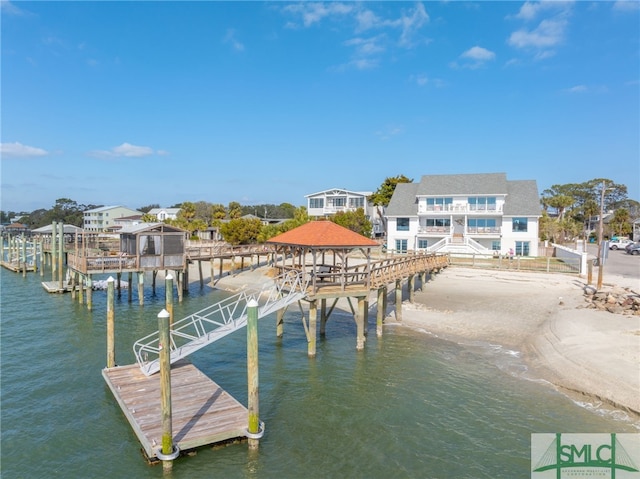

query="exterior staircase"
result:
[133,271,308,376]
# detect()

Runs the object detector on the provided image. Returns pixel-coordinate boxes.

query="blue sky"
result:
[2,1,639,213]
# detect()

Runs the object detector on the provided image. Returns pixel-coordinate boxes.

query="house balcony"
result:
[417,226,453,235]
[417,205,503,214]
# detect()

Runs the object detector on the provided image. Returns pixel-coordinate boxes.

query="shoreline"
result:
[386,267,640,420]
[191,261,640,420]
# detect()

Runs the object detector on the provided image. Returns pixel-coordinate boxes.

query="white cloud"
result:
[1,142,48,158]
[375,124,404,141]
[395,3,430,47]
[513,1,574,21]
[91,142,158,159]
[344,35,385,56]
[412,73,429,86]
[452,45,496,69]
[223,29,245,52]
[508,18,567,48]
[284,1,430,71]
[565,85,587,93]
[461,46,496,61]
[1,0,26,16]
[283,2,354,28]
[613,1,640,12]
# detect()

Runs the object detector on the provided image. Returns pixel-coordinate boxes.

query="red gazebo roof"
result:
[266,221,379,248]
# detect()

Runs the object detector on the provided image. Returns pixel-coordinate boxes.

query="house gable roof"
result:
[305,188,372,198]
[118,222,187,235]
[503,180,541,216]
[266,221,379,248]
[417,173,508,195]
[385,182,419,217]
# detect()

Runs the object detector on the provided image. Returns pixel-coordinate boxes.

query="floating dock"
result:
[102,360,250,460]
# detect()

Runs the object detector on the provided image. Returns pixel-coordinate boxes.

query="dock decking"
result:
[102,361,249,460]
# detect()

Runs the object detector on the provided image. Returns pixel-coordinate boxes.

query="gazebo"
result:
[266,220,381,296]
[267,221,381,354]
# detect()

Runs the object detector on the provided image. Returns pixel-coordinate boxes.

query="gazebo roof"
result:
[266,221,379,248]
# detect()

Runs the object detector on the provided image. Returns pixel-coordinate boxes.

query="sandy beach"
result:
[384,267,640,418]
[193,261,640,419]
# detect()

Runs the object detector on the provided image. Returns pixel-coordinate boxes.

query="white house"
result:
[305,188,384,237]
[147,207,181,221]
[83,206,143,232]
[385,173,541,256]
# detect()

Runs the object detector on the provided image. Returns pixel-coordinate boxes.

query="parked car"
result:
[625,241,639,253]
[609,238,634,250]
[626,243,640,255]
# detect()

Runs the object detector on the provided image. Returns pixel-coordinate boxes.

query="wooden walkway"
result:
[103,361,249,460]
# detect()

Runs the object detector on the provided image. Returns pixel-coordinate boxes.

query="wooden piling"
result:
[138,272,144,306]
[127,272,133,303]
[107,277,115,368]
[319,298,327,337]
[246,299,261,450]
[86,275,93,311]
[276,308,284,338]
[376,287,385,337]
[51,221,57,281]
[408,274,415,303]
[157,309,175,471]
[395,279,403,322]
[356,296,366,350]
[308,300,317,357]
[57,222,64,289]
[165,274,174,326]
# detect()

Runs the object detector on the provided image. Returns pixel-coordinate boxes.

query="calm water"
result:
[1,265,637,479]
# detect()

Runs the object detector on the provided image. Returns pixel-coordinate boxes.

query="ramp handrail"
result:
[133,270,308,376]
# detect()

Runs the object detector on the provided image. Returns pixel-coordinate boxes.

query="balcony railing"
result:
[417,204,502,214]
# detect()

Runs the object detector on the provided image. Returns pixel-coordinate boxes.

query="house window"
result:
[515,241,530,256]
[418,239,428,249]
[333,197,346,207]
[310,198,324,208]
[512,217,528,232]
[396,218,410,231]
[349,197,364,208]
[468,197,496,211]
[491,241,501,251]
[395,239,407,253]
[425,218,450,227]
[426,197,453,211]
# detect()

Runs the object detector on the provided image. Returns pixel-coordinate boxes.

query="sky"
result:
[1,1,639,214]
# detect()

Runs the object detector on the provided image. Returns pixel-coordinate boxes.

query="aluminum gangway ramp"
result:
[133,271,308,376]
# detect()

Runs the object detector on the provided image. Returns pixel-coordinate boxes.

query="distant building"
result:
[385,173,541,256]
[111,214,144,232]
[147,207,181,221]
[305,187,384,237]
[83,206,143,232]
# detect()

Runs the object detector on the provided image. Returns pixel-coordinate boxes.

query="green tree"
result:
[609,208,632,238]
[228,201,242,219]
[140,213,157,222]
[138,203,160,213]
[257,206,309,242]
[211,203,226,220]
[331,208,372,237]
[219,217,263,245]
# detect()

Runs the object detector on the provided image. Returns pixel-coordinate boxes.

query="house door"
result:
[453,216,465,236]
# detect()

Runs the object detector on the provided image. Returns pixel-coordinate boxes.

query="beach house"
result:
[83,206,143,232]
[385,173,541,256]
[305,188,384,237]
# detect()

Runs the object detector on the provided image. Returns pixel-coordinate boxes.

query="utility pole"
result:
[596,180,606,290]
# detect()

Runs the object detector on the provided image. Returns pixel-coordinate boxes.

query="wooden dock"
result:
[102,360,249,460]
[41,281,73,293]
